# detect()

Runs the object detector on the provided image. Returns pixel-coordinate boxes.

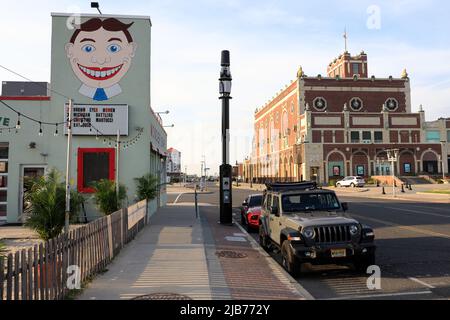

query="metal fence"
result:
[0,199,149,300]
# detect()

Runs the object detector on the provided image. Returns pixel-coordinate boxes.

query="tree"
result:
[91,179,127,215]
[134,173,159,201]
[24,168,84,241]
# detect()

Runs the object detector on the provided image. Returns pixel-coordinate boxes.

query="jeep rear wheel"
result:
[351,183,356,188]
[281,241,301,278]
[246,221,253,233]
[240,213,246,225]
[259,226,270,252]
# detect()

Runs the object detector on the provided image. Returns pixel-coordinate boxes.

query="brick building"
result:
[244,51,450,185]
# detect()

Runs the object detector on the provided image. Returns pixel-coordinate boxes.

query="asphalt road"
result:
[167,184,450,300]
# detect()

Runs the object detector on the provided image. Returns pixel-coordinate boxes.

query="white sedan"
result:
[336,176,366,188]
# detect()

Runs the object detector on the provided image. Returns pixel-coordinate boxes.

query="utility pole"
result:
[219,50,233,225]
[116,129,120,208]
[64,99,73,233]
[387,149,399,198]
[441,141,447,181]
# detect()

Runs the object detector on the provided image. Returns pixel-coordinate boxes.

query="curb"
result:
[416,192,450,198]
[330,187,370,193]
[233,216,315,300]
[345,193,450,204]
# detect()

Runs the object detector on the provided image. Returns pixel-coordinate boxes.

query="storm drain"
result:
[215,250,248,259]
[131,293,193,300]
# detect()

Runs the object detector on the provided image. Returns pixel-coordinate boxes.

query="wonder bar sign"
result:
[64,103,128,135]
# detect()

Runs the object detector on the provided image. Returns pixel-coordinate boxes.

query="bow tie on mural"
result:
[93,88,107,101]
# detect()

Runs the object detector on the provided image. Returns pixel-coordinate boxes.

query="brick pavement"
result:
[200,205,311,300]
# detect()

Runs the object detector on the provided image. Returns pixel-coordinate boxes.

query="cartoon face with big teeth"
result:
[65,18,137,101]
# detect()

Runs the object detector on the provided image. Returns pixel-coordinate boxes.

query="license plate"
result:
[331,249,346,258]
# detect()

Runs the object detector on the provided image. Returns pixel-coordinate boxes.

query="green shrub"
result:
[24,168,84,241]
[328,178,339,187]
[91,179,127,215]
[134,174,158,201]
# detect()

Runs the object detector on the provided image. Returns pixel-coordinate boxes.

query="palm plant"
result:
[91,179,127,215]
[0,240,7,258]
[24,168,84,241]
[134,173,159,201]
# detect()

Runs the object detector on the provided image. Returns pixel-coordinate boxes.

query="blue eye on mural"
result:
[81,44,95,53]
[107,44,121,53]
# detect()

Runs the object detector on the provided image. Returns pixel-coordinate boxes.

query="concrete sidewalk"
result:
[78,204,221,300]
[78,204,311,300]
[167,184,213,195]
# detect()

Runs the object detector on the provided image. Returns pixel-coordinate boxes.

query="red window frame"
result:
[77,148,115,193]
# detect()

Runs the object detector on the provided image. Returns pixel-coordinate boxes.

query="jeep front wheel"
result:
[281,241,301,277]
[354,253,376,273]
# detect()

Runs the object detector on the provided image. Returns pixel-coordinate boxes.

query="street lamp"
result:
[386,148,399,197]
[163,124,174,128]
[156,110,170,115]
[219,50,233,225]
[235,161,240,187]
[441,140,447,181]
[91,2,102,14]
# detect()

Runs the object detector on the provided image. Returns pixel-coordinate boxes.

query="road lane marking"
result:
[382,206,450,219]
[403,204,450,213]
[326,290,432,300]
[173,193,185,204]
[408,277,436,289]
[350,213,450,239]
[360,203,450,219]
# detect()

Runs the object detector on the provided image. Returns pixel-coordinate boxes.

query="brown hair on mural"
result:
[70,18,134,43]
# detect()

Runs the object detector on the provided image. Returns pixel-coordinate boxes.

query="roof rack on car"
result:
[265,181,318,192]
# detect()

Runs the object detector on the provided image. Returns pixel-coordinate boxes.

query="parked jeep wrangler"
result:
[259,182,376,277]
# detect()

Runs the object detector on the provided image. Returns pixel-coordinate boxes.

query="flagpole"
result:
[64,99,73,234]
[343,28,348,52]
[116,129,120,208]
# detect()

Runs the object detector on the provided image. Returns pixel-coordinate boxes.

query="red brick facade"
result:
[246,51,449,184]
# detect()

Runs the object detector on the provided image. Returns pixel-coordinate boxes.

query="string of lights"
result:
[0,97,144,149]
[0,64,145,149]
[0,64,72,100]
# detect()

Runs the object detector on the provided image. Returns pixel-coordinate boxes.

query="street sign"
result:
[223,177,230,190]
[64,103,129,135]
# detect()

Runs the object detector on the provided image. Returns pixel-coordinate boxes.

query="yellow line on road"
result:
[385,206,450,219]
[350,213,450,239]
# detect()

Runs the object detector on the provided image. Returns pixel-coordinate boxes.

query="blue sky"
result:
[0,0,449,175]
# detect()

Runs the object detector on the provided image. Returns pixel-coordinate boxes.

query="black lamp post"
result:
[219,50,233,225]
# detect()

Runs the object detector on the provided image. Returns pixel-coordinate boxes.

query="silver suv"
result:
[336,176,365,188]
[259,182,376,277]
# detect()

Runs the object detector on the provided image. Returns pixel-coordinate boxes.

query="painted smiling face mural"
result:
[65,18,137,101]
